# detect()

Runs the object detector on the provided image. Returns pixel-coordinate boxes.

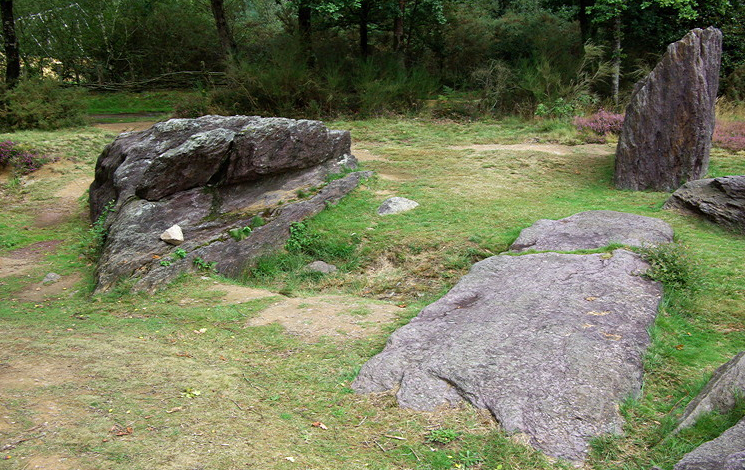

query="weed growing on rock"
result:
[83,199,115,260]
[228,226,252,241]
[193,257,217,272]
[638,243,697,290]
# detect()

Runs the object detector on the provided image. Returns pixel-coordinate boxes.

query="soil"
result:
[206,282,401,341]
[92,121,159,133]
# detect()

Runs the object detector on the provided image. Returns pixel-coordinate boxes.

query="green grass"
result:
[0,116,744,470]
[83,90,196,116]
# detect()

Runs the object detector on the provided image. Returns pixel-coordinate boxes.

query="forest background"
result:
[1,0,744,124]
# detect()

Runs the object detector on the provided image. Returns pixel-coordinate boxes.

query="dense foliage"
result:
[1,0,744,117]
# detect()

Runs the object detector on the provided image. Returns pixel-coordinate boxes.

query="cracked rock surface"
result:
[89,115,367,292]
[354,211,672,463]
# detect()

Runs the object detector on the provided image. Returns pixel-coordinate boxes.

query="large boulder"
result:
[615,27,722,191]
[664,176,745,233]
[353,249,663,463]
[677,352,745,431]
[510,210,674,252]
[89,115,368,292]
[673,417,745,470]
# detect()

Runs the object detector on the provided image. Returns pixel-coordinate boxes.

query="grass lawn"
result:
[0,115,743,470]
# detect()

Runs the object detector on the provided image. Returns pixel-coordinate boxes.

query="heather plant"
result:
[573,109,624,143]
[713,120,745,152]
[0,140,54,175]
[574,109,625,135]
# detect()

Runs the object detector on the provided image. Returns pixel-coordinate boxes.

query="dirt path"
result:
[92,121,158,133]
[450,142,615,155]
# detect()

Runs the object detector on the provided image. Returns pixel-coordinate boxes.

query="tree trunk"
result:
[359,0,370,57]
[1,0,20,88]
[298,0,315,67]
[393,0,405,53]
[611,14,621,107]
[579,0,592,43]
[210,0,238,60]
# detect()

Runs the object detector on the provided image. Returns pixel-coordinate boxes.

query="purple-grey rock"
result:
[510,210,674,252]
[664,176,745,233]
[353,249,662,463]
[725,451,745,470]
[677,352,745,432]
[674,417,745,470]
[615,27,722,191]
[88,115,365,292]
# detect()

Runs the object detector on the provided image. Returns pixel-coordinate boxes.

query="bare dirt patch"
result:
[17,454,82,470]
[93,121,158,133]
[15,274,82,302]
[450,143,615,155]
[205,282,400,340]
[351,146,385,162]
[0,359,77,391]
[0,241,64,279]
[206,283,276,303]
[248,295,400,340]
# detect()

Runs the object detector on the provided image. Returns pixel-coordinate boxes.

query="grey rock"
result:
[725,451,745,470]
[664,176,745,233]
[353,249,662,463]
[42,272,61,285]
[88,115,366,292]
[306,261,337,274]
[377,197,419,216]
[159,224,184,245]
[510,210,674,252]
[677,352,745,431]
[615,27,722,191]
[674,417,745,470]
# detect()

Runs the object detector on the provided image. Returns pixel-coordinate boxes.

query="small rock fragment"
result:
[306,261,337,274]
[42,272,61,285]
[160,225,184,245]
[377,197,419,216]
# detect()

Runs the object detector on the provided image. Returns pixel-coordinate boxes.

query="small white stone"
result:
[160,224,184,245]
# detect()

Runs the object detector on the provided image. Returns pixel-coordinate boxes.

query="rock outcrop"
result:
[354,211,672,464]
[89,115,369,292]
[615,27,722,191]
[677,352,745,431]
[510,210,674,252]
[664,176,745,233]
[673,417,745,470]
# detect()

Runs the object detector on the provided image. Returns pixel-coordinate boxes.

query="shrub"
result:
[0,78,87,130]
[0,140,55,175]
[573,109,625,135]
[713,120,745,152]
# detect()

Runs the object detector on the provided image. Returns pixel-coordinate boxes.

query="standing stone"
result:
[615,27,722,191]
